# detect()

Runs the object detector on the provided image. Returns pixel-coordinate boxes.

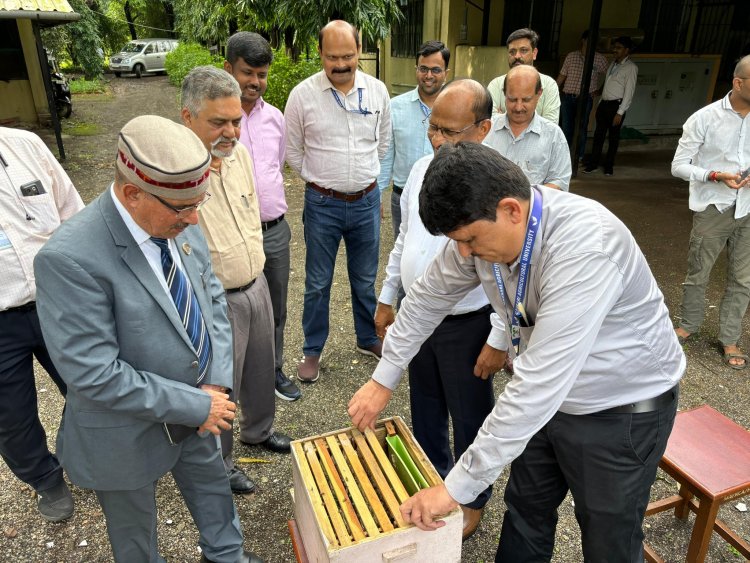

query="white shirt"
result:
[284,70,391,192]
[601,57,638,115]
[0,127,83,310]
[379,155,505,349]
[487,72,561,123]
[372,188,685,504]
[671,93,750,217]
[484,113,572,191]
[110,186,185,302]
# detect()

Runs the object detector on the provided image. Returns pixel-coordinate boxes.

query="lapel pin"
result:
[182,242,192,255]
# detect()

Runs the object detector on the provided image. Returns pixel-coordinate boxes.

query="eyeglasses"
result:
[417,65,445,75]
[424,118,486,139]
[150,191,211,218]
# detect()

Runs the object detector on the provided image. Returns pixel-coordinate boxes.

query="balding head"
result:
[503,66,542,129]
[319,20,360,50]
[504,65,542,95]
[734,55,750,79]
[440,79,493,122]
[428,79,493,150]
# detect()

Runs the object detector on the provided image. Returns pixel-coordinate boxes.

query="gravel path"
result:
[0,75,747,562]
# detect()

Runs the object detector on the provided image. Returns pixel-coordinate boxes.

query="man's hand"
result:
[473,344,506,379]
[374,302,395,340]
[543,183,562,191]
[716,171,748,190]
[400,484,459,531]
[612,114,623,127]
[348,379,392,431]
[198,389,236,435]
[199,383,227,393]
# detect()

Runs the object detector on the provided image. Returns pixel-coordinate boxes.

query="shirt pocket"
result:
[20,192,61,235]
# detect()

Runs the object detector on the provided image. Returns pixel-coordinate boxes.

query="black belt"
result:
[261,214,284,231]
[226,278,256,294]
[599,384,679,415]
[307,181,377,202]
[392,185,403,196]
[3,301,36,313]
[601,98,623,104]
[444,304,492,322]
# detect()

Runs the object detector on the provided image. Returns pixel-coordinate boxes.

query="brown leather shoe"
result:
[297,355,320,382]
[356,340,382,359]
[461,506,483,541]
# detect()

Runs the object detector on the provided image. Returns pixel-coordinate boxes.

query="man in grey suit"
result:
[34,115,261,563]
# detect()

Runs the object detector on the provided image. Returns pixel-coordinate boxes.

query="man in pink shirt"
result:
[224,32,301,402]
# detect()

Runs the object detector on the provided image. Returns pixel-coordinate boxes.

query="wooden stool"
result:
[644,405,750,563]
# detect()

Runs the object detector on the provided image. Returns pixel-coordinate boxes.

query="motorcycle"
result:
[47,53,72,119]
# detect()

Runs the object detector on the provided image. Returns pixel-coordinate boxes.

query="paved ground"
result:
[0,75,748,562]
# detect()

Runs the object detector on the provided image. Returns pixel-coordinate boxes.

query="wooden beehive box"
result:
[290,416,462,563]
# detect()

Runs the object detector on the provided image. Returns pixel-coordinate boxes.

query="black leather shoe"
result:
[201,549,264,563]
[227,467,256,494]
[259,431,292,453]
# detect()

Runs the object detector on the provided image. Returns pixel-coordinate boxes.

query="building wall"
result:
[0,19,50,125]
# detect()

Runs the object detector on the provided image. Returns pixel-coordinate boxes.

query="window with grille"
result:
[637,0,690,53]
[690,0,750,81]
[391,0,424,58]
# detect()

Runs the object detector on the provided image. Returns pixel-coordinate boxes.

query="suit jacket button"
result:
[191,361,199,368]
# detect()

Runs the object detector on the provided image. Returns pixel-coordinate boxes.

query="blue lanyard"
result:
[331,88,372,115]
[492,187,543,354]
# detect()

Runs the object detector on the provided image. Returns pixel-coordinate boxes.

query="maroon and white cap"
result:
[116,115,210,200]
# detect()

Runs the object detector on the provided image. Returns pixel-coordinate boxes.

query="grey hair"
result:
[181,65,241,116]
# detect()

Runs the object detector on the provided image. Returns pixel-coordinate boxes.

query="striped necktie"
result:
[150,237,212,383]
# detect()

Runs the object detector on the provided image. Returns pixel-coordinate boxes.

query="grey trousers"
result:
[262,218,291,372]
[222,273,276,467]
[679,204,750,345]
[96,433,243,563]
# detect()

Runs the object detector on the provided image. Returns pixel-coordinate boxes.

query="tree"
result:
[173,0,403,58]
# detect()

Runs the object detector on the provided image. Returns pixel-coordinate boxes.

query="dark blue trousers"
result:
[408,306,495,510]
[0,304,66,492]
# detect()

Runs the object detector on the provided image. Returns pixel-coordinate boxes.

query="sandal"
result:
[722,347,749,370]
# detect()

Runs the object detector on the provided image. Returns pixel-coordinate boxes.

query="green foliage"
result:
[264,50,320,111]
[65,0,106,79]
[164,43,223,86]
[69,77,108,95]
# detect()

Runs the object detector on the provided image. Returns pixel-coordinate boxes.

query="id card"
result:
[0,229,12,251]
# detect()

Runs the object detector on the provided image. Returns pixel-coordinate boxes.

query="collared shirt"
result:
[601,57,638,115]
[672,93,750,217]
[558,50,609,95]
[372,188,685,504]
[484,113,572,191]
[239,98,288,222]
[0,127,84,310]
[198,144,265,289]
[377,87,433,192]
[285,70,391,193]
[487,72,561,123]
[110,185,184,301]
[379,154,505,348]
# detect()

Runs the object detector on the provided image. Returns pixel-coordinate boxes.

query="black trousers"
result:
[588,99,626,170]
[0,305,66,491]
[495,389,678,562]
[409,306,495,510]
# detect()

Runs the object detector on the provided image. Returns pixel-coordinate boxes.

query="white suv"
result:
[109,39,179,78]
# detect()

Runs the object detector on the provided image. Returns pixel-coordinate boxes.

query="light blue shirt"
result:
[377,88,433,191]
[484,113,572,191]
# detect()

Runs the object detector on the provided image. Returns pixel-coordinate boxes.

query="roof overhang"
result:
[0,0,80,26]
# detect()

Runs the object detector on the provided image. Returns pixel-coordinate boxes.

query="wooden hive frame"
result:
[291,416,462,562]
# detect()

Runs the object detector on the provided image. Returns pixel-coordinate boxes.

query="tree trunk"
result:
[123,0,138,40]
[163,0,175,38]
[284,27,301,62]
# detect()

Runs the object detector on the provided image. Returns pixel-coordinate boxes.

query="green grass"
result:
[63,122,101,136]
[69,77,107,95]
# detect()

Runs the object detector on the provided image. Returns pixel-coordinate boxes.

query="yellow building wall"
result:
[0,80,39,123]
[0,20,51,125]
